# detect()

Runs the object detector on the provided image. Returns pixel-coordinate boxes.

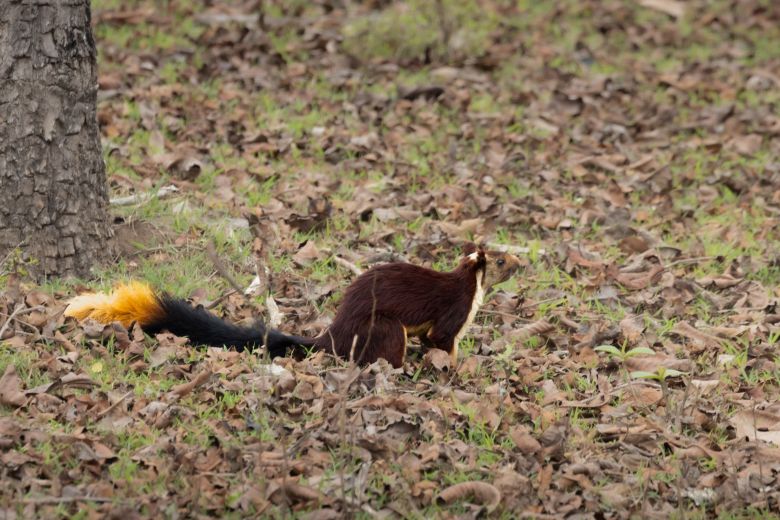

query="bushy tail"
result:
[64,281,314,356]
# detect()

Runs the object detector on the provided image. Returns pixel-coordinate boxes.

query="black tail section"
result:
[144,295,314,357]
[264,329,316,358]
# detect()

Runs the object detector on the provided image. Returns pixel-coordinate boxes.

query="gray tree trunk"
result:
[0,0,114,279]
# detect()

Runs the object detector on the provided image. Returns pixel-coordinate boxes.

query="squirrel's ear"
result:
[462,242,478,256]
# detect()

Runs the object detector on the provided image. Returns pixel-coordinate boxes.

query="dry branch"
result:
[333,256,363,276]
[110,185,179,206]
[169,369,212,398]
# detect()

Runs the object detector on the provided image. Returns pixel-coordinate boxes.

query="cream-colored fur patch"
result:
[451,268,485,364]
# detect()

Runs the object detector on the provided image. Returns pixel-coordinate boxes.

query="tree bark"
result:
[0,0,114,279]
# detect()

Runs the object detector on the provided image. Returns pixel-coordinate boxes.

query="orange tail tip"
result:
[64,281,164,328]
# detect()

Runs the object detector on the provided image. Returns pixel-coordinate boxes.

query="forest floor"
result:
[2,0,780,518]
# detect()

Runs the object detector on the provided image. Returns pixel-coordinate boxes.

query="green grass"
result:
[342,0,497,64]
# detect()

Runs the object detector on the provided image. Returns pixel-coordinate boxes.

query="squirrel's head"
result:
[484,250,522,289]
[461,243,522,290]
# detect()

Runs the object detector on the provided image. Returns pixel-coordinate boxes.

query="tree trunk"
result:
[0,0,114,279]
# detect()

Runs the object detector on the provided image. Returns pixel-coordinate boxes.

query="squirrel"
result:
[64,244,521,368]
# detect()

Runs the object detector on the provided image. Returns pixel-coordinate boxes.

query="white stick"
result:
[334,256,363,276]
[110,185,179,206]
[484,242,546,256]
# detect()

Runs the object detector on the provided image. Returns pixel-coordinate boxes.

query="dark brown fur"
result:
[313,246,521,367]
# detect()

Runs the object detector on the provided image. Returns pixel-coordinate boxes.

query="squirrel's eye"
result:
[497,259,505,266]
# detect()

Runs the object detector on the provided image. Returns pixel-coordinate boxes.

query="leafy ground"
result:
[2,0,780,517]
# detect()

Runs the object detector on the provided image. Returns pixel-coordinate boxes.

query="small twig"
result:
[23,496,113,504]
[674,378,691,433]
[279,428,292,513]
[349,335,358,366]
[674,459,685,514]
[522,296,568,309]
[663,256,718,270]
[450,237,545,256]
[205,241,248,305]
[333,256,363,276]
[660,377,671,420]
[0,240,25,275]
[753,401,766,499]
[337,370,352,515]
[607,379,662,395]
[479,309,528,321]
[205,289,238,310]
[0,314,43,335]
[95,391,133,419]
[0,305,44,339]
[110,184,179,206]
[168,369,212,399]
[328,328,339,361]
[435,0,450,57]
[485,242,546,256]
[713,306,768,315]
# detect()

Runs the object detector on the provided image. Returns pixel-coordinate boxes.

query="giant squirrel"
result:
[64,244,521,368]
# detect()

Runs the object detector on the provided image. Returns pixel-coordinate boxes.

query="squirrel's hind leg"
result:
[353,317,406,368]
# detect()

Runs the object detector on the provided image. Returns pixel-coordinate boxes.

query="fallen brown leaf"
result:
[423,348,451,372]
[292,240,321,266]
[0,365,27,407]
[672,321,724,349]
[509,426,541,455]
[625,354,693,373]
[730,407,780,446]
[619,314,645,343]
[436,481,501,513]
